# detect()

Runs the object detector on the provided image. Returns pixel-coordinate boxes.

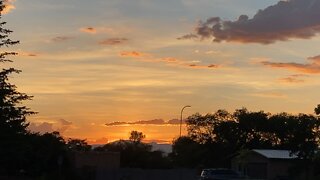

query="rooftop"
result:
[253,149,298,159]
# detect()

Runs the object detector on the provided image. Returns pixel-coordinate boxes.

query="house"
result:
[231,149,307,180]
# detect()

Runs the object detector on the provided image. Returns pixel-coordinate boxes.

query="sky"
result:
[2,0,320,144]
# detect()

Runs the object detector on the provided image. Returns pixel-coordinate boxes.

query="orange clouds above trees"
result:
[181,0,320,44]
[261,55,320,74]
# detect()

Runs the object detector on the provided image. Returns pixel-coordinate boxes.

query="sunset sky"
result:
[3,0,320,144]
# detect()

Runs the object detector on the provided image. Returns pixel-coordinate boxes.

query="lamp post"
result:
[180,105,191,137]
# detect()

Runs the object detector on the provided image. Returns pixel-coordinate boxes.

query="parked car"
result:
[199,168,244,180]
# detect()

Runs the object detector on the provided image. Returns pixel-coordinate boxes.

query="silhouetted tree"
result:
[67,138,91,152]
[315,104,320,115]
[25,132,68,178]
[0,1,36,175]
[129,130,145,143]
[170,136,206,167]
[95,131,171,168]
[177,108,320,168]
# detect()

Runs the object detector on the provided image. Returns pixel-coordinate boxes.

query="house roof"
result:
[252,149,298,159]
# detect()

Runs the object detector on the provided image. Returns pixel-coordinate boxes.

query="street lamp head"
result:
[180,105,192,137]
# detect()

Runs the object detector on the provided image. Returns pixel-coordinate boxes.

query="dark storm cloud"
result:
[183,0,320,44]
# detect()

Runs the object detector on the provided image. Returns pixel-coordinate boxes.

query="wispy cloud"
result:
[189,63,218,69]
[251,92,287,99]
[80,27,97,34]
[51,36,74,43]
[261,55,320,74]
[105,119,184,126]
[119,51,219,70]
[278,74,307,84]
[181,0,320,44]
[18,51,39,57]
[99,38,128,45]
[2,0,15,14]
[120,51,149,58]
[177,33,198,40]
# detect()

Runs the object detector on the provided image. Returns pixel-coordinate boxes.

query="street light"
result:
[180,105,191,137]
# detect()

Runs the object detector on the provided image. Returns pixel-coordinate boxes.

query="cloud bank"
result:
[29,119,73,134]
[105,119,184,126]
[183,0,320,44]
[261,55,320,74]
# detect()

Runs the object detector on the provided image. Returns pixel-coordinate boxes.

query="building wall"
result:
[267,159,294,180]
[232,151,269,179]
[232,152,298,180]
[231,151,318,180]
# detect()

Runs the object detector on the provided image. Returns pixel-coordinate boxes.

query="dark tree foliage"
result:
[315,104,320,115]
[173,107,320,168]
[170,136,206,167]
[67,138,92,152]
[129,130,146,143]
[0,3,71,178]
[95,132,171,169]
[25,132,68,178]
[0,1,35,135]
[0,1,37,175]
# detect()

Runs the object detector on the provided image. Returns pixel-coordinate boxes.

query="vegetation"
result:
[94,131,171,168]
[1,0,320,178]
[0,2,71,178]
[171,107,320,172]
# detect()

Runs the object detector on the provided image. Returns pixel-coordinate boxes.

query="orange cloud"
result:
[119,51,148,58]
[278,74,307,84]
[18,51,39,57]
[120,51,219,70]
[278,77,305,84]
[80,27,97,34]
[51,36,74,43]
[99,38,128,45]
[2,0,15,15]
[261,55,320,74]
[188,64,218,69]
[105,119,184,126]
[182,0,320,44]
[161,57,179,63]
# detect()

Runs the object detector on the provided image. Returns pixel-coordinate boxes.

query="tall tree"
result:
[129,130,145,143]
[0,0,35,135]
[0,1,36,174]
